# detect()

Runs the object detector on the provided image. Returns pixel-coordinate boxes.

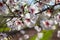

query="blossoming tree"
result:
[0,0,60,40]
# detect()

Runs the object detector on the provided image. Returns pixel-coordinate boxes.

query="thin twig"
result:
[3,0,16,16]
[35,3,60,15]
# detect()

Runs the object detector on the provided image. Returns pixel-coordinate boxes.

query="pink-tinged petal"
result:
[37,2,43,7]
[57,0,60,2]
[28,6,35,14]
[15,20,23,25]
[25,13,30,19]
[57,15,60,20]
[59,15,60,19]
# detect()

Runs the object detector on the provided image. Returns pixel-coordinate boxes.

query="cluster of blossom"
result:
[0,0,59,31]
[40,11,60,30]
[5,0,39,31]
[0,0,60,32]
[0,0,60,40]
[0,33,8,40]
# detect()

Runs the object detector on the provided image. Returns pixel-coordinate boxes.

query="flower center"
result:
[45,21,50,26]
[17,21,21,25]
[26,19,30,22]
[0,2,3,7]
[57,0,60,2]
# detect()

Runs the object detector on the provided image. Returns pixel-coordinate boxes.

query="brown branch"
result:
[3,0,16,16]
[35,3,60,15]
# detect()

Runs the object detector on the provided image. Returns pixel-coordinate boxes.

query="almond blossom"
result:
[43,10,52,18]
[37,33,43,39]
[0,0,60,40]
[24,34,29,39]
[57,30,60,38]
[40,19,54,30]
[6,18,24,30]
[34,26,41,32]
[0,33,8,40]
[56,0,60,4]
[28,5,39,15]
[54,12,60,22]
[0,2,9,15]
[20,30,25,34]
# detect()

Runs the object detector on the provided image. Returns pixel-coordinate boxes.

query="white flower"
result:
[31,15,38,24]
[6,18,24,31]
[4,37,8,40]
[14,6,19,10]
[56,0,60,4]
[57,15,60,20]
[37,33,43,39]
[21,2,27,6]
[15,20,23,26]
[20,30,25,34]
[21,14,24,17]
[54,20,58,24]
[41,20,53,28]
[11,8,15,12]
[43,11,51,17]
[1,39,3,40]
[29,5,39,14]
[34,1,44,10]
[6,18,10,22]
[58,12,60,15]
[25,13,30,19]
[47,13,51,17]
[34,26,41,32]
[51,25,56,30]
[17,25,22,30]
[24,18,33,28]
[48,20,53,25]
[5,8,9,14]
[24,34,29,39]
[25,21,31,27]
[0,33,7,37]
[0,4,9,15]
[57,30,60,38]
[19,37,23,40]
[55,13,60,22]
[34,26,39,30]
[6,0,10,4]
[12,18,17,21]
[6,21,13,27]
[31,20,36,24]
[37,28,41,32]
[14,0,19,2]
